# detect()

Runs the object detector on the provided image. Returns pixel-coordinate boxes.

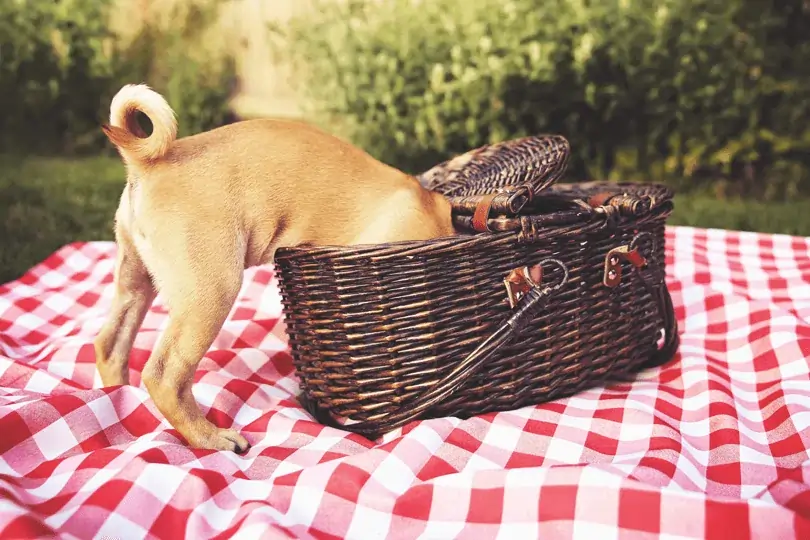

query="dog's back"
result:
[102,84,455,263]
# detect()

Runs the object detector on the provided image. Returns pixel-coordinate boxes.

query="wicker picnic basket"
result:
[274,135,679,439]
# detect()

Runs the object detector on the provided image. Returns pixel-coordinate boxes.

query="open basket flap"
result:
[417,134,571,201]
[417,136,676,235]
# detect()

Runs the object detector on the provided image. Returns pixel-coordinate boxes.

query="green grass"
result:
[667,193,810,237]
[1,154,809,285]
[0,154,122,284]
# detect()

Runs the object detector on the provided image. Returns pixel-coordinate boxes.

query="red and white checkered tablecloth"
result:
[1,225,810,539]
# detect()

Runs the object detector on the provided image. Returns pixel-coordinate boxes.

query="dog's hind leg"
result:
[140,244,250,453]
[95,222,156,387]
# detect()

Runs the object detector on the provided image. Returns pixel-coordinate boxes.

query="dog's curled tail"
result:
[102,84,177,165]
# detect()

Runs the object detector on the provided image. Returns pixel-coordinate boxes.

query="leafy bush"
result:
[4,153,809,284]
[117,0,237,139]
[281,0,810,198]
[0,0,116,152]
[0,0,236,154]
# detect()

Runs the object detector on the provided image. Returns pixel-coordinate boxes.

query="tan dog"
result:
[94,84,455,453]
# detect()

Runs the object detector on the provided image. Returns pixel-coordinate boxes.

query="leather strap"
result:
[587,192,614,208]
[472,193,497,232]
[623,248,647,268]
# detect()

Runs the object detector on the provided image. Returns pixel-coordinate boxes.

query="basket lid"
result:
[418,134,570,200]
[418,135,674,235]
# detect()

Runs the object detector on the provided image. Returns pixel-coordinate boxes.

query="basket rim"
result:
[274,181,675,260]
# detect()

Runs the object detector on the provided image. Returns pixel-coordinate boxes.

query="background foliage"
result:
[1,0,809,282]
[281,0,810,200]
[4,153,810,284]
[0,0,235,155]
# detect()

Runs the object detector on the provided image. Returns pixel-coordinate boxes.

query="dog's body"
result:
[94,84,455,452]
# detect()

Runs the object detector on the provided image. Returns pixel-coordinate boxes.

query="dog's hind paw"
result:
[194,428,251,454]
[217,429,251,454]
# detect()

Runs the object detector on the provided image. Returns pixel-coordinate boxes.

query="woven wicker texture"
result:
[274,135,678,439]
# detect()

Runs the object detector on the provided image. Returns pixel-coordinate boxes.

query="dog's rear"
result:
[95,83,455,453]
[102,84,177,166]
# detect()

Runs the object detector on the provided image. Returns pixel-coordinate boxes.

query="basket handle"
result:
[301,259,571,439]
[646,282,680,368]
[621,232,680,368]
[600,231,679,369]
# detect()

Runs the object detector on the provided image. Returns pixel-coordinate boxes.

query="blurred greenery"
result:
[0,155,122,284]
[280,0,810,200]
[668,193,810,236]
[1,0,808,284]
[0,0,235,155]
[1,154,809,284]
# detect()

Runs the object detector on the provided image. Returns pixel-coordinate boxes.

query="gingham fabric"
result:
[1,225,810,539]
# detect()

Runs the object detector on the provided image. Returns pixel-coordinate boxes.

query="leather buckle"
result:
[603,246,647,288]
[504,264,543,308]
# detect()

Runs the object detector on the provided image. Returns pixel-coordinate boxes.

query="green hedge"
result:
[3,154,809,285]
[0,0,235,155]
[282,0,810,199]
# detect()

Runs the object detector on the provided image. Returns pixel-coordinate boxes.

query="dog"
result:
[94,84,456,453]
